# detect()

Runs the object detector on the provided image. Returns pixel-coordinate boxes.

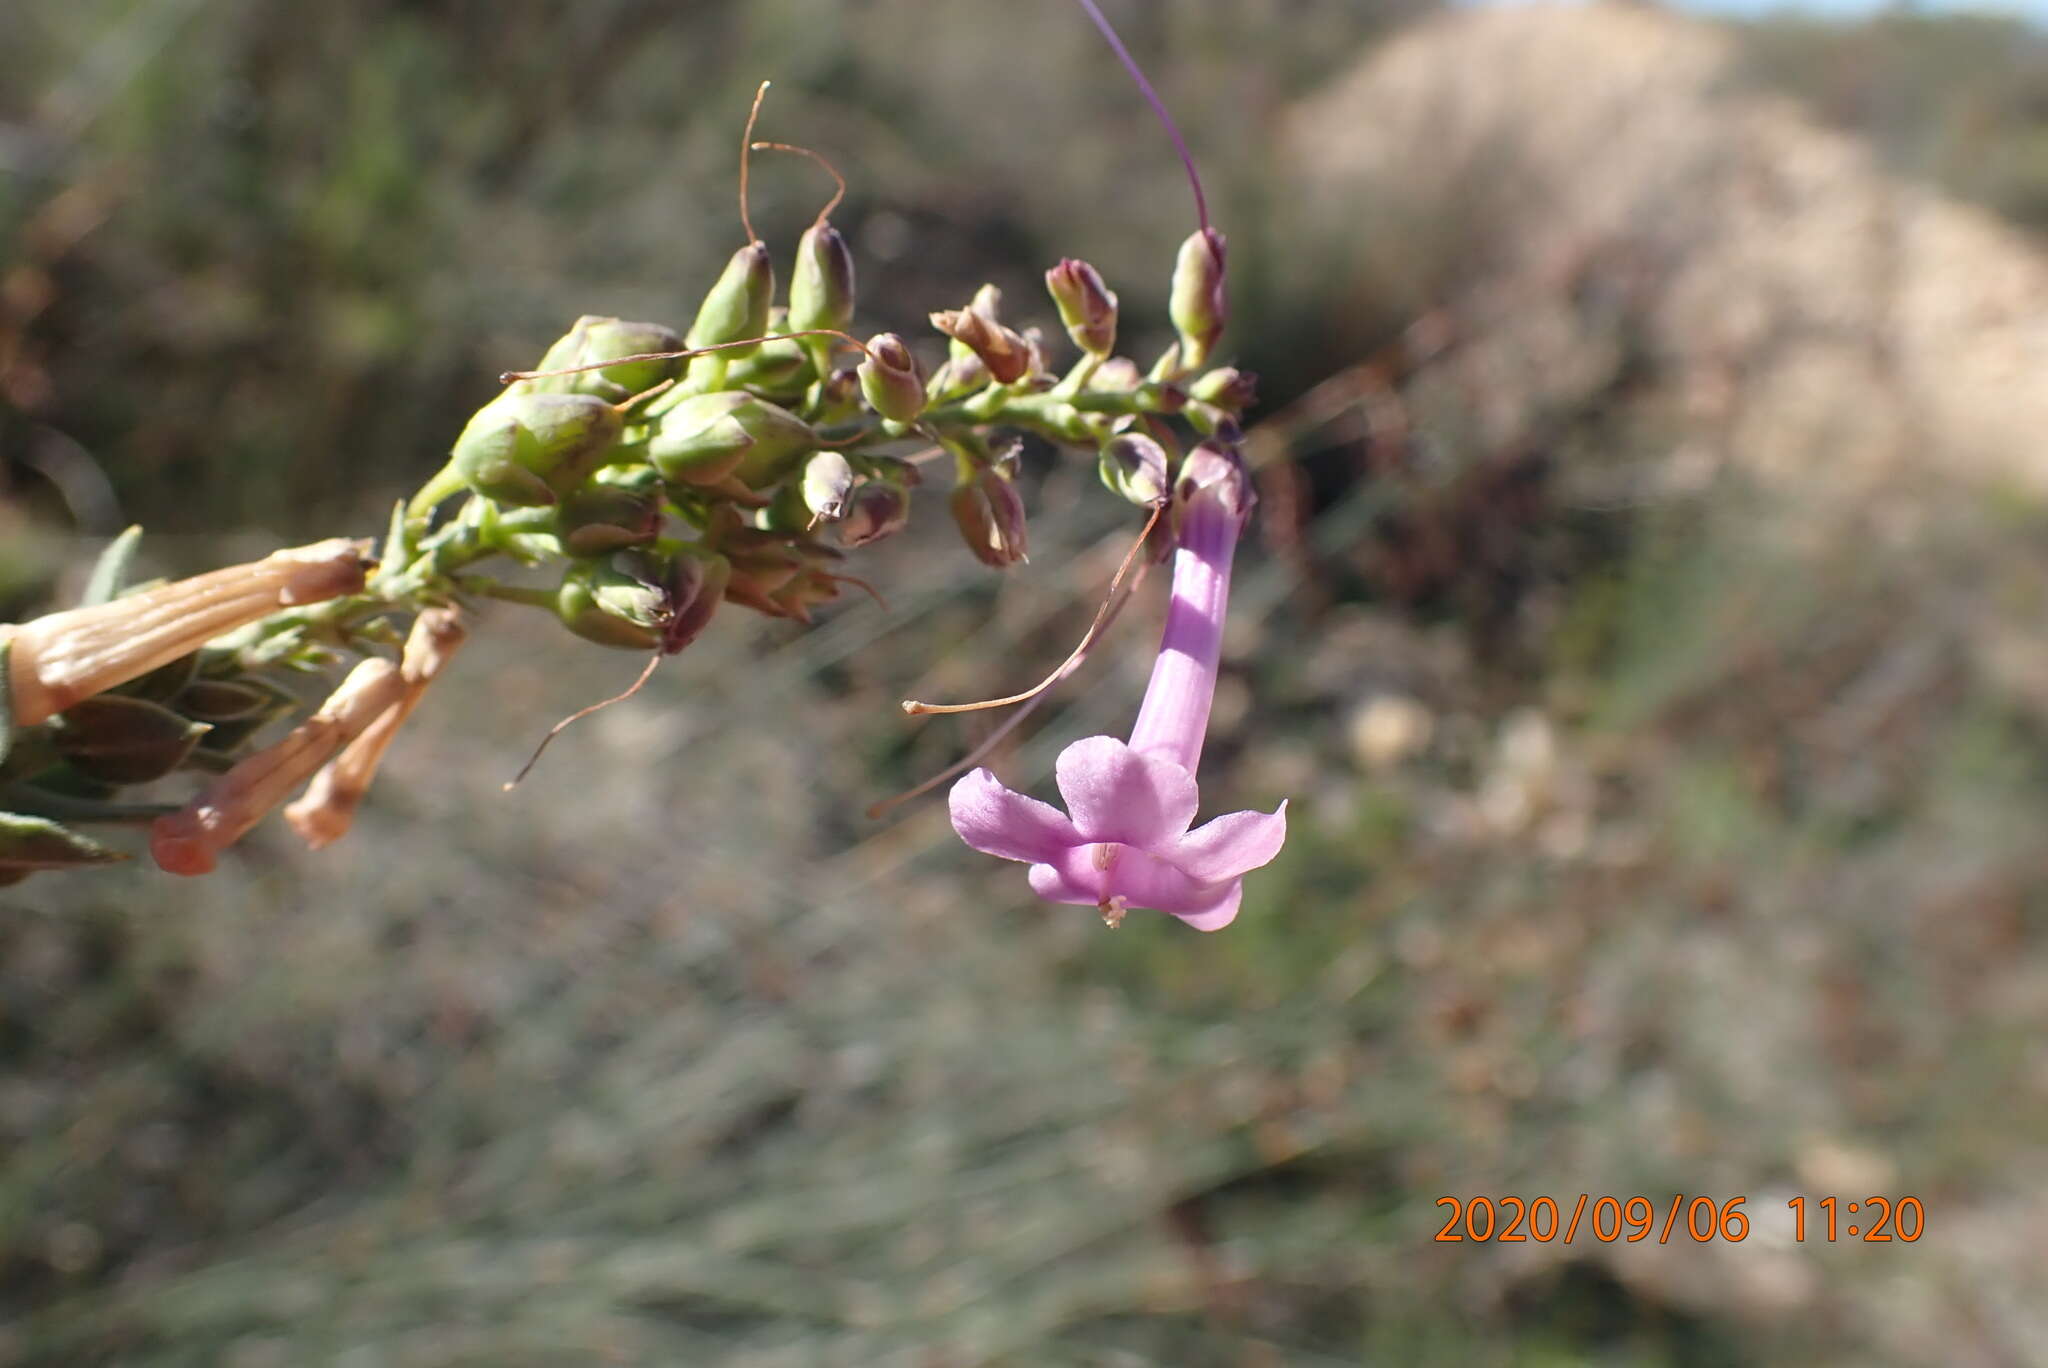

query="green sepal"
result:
[175,679,282,724]
[725,332,814,401]
[52,695,212,785]
[0,812,128,874]
[114,650,201,702]
[81,525,144,607]
[555,475,663,558]
[20,765,118,801]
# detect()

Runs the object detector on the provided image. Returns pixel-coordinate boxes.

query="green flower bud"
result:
[800,451,856,523]
[1098,431,1171,507]
[523,315,684,401]
[686,241,775,359]
[451,393,624,507]
[789,219,855,377]
[647,391,816,489]
[840,479,909,548]
[52,694,211,784]
[1046,258,1118,358]
[856,333,925,423]
[555,477,664,557]
[1169,228,1228,371]
[930,308,1030,386]
[950,462,1029,568]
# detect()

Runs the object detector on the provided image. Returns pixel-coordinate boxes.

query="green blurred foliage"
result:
[0,0,1425,538]
[1738,12,2048,232]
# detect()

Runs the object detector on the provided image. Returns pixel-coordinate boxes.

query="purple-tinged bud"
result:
[930,308,1030,386]
[556,558,666,651]
[1189,366,1257,412]
[857,332,925,423]
[1169,228,1228,371]
[686,241,775,359]
[1045,258,1118,358]
[647,391,816,489]
[799,450,856,522]
[839,479,910,548]
[523,316,683,401]
[451,392,624,507]
[950,461,1029,568]
[1098,432,1171,508]
[789,220,856,377]
[655,544,730,655]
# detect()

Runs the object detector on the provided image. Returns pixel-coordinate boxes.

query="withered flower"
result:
[4,539,368,727]
[284,608,469,851]
[151,657,405,876]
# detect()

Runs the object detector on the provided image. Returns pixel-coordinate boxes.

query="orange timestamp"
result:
[1434,1194,1925,1244]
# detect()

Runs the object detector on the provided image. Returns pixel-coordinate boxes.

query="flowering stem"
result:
[1125,492,1235,772]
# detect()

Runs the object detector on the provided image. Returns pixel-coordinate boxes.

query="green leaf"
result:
[81,524,145,607]
[0,812,128,873]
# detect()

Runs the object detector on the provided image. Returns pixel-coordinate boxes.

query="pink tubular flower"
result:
[949,440,1287,931]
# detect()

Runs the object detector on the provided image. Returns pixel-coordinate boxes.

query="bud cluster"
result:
[2,168,1252,880]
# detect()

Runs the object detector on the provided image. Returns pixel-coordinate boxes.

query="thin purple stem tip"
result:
[1070,0,1211,236]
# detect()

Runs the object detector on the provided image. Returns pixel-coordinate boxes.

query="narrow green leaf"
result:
[1,785,180,825]
[0,812,128,871]
[81,524,145,607]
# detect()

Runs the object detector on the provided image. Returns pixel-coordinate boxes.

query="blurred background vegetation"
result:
[7,1,2048,1363]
